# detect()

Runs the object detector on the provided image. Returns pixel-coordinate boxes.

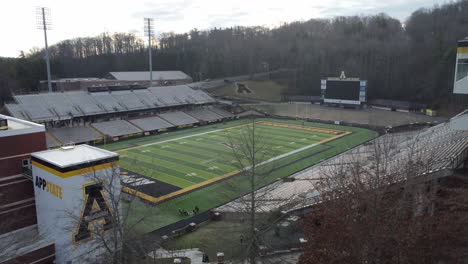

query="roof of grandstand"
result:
[107,71,192,81]
[5,85,215,122]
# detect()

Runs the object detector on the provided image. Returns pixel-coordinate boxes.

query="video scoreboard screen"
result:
[324,80,361,100]
[320,77,367,105]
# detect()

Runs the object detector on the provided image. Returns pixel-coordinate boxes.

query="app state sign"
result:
[73,182,113,243]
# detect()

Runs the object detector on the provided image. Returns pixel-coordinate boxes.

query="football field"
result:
[101,118,378,233]
[114,120,350,203]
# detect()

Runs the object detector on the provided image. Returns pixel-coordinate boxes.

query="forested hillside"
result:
[1,0,468,107]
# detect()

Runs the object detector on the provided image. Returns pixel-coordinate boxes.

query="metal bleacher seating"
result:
[48,126,103,144]
[159,111,199,126]
[110,91,147,110]
[7,85,215,123]
[209,107,235,118]
[129,116,174,132]
[13,95,57,121]
[66,92,106,115]
[193,89,216,104]
[45,133,62,148]
[4,104,30,121]
[185,109,222,122]
[133,90,163,107]
[39,93,82,119]
[387,122,468,175]
[91,92,127,112]
[91,120,143,137]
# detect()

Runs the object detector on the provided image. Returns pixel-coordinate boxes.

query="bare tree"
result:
[299,133,468,263]
[221,118,291,263]
[63,162,152,264]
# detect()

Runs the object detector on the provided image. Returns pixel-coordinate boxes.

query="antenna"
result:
[144,18,154,87]
[36,7,53,93]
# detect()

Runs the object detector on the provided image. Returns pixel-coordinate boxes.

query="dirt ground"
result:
[247,103,447,127]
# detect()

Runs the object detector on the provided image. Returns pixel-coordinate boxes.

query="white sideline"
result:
[244,143,318,170]
[140,128,224,147]
[135,126,320,170]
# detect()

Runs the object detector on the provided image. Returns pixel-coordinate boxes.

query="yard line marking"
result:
[123,130,352,204]
[202,158,216,164]
[116,123,250,152]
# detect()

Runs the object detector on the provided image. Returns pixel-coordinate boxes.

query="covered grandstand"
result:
[4,85,216,123]
[3,84,239,148]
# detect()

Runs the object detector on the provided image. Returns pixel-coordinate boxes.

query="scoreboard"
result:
[321,76,367,106]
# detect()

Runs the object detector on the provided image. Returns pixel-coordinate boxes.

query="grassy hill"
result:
[209,80,286,102]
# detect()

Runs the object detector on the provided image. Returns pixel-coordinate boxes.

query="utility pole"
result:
[249,117,257,264]
[144,18,154,87]
[36,7,52,93]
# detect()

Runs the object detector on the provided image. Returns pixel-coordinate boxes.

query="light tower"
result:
[36,7,53,93]
[144,17,154,87]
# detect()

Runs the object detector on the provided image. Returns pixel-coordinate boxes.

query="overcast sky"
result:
[0,0,448,57]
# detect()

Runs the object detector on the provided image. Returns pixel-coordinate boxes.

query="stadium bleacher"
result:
[110,91,148,110]
[129,116,174,132]
[91,92,127,112]
[148,86,186,105]
[6,85,215,123]
[45,133,61,148]
[132,90,163,107]
[185,109,223,122]
[4,104,30,121]
[384,122,468,175]
[91,120,143,137]
[11,95,57,122]
[66,92,106,115]
[208,107,235,118]
[48,126,103,145]
[159,111,199,126]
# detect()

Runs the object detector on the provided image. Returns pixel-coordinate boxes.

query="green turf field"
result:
[118,121,340,191]
[101,118,378,233]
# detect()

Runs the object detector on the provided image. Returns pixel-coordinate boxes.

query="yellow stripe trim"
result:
[256,121,346,135]
[457,47,468,54]
[32,160,119,178]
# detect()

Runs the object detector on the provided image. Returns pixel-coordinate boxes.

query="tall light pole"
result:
[36,7,53,93]
[144,18,154,87]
